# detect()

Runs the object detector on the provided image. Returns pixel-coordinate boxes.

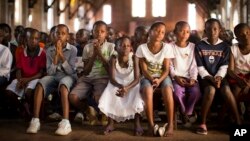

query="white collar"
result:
[202,37,223,45]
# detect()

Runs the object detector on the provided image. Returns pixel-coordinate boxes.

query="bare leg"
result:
[162,86,174,137]
[200,86,216,128]
[33,84,44,118]
[220,86,241,125]
[142,86,154,135]
[134,113,143,136]
[60,85,69,119]
[104,117,115,135]
[69,94,88,111]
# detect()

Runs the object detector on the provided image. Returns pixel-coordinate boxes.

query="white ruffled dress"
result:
[98,53,144,122]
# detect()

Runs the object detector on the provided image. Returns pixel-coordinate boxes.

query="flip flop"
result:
[134,127,144,136]
[158,123,168,137]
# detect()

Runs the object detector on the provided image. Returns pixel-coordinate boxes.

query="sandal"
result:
[134,127,144,136]
[104,126,115,135]
[196,127,208,135]
[153,124,159,136]
[158,123,168,137]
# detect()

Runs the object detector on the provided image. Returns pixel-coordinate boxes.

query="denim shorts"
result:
[38,75,75,97]
[140,76,173,90]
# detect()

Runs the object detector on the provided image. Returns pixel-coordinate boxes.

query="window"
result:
[132,0,145,17]
[188,3,196,30]
[47,0,54,30]
[59,0,65,24]
[15,0,22,25]
[152,0,166,17]
[74,18,80,32]
[102,4,112,24]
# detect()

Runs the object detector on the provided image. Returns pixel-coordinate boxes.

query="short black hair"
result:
[205,18,222,29]
[0,23,12,34]
[93,20,108,31]
[234,23,249,37]
[115,36,131,50]
[173,21,189,34]
[56,24,69,33]
[149,21,166,32]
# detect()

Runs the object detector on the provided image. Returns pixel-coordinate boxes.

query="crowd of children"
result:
[0,18,249,137]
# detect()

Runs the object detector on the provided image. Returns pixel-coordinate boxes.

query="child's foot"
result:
[147,124,159,136]
[163,124,174,137]
[134,125,144,136]
[196,124,207,135]
[104,124,115,135]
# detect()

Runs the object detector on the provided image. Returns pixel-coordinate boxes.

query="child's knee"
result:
[205,86,216,95]
[69,94,79,103]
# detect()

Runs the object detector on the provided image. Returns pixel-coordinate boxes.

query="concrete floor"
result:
[0,118,229,141]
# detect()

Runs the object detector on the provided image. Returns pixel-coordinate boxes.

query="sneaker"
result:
[158,123,168,137]
[48,112,62,121]
[55,119,72,136]
[74,112,84,123]
[26,118,40,134]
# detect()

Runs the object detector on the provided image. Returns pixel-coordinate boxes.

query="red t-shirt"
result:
[16,47,46,77]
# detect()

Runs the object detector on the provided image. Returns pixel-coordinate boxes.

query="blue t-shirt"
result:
[195,38,230,77]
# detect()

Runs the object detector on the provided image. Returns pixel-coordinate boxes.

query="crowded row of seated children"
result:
[0,18,249,137]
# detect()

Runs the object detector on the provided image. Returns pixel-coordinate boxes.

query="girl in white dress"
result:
[98,36,144,136]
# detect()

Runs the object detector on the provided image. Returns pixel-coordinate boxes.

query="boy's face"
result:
[0,29,11,46]
[27,31,40,50]
[55,26,69,45]
[236,26,250,45]
[117,38,131,56]
[205,22,221,40]
[93,24,107,42]
[68,33,76,45]
[108,27,116,42]
[135,29,148,43]
[149,25,166,42]
[176,24,190,42]
[76,31,89,44]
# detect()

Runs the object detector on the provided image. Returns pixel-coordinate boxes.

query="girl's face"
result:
[27,31,40,51]
[236,26,250,45]
[93,24,107,42]
[176,24,190,42]
[205,22,221,40]
[117,38,131,56]
[149,24,166,42]
[55,26,69,44]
